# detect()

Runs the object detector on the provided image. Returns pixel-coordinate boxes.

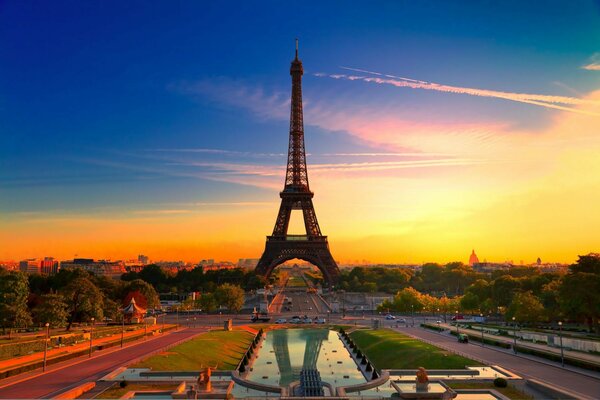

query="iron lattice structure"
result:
[255,42,340,285]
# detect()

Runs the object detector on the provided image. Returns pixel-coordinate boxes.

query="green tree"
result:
[459,292,480,313]
[62,276,104,330]
[492,275,521,307]
[198,292,218,313]
[123,279,160,309]
[33,293,69,327]
[215,284,245,313]
[506,291,545,324]
[0,270,33,330]
[387,287,424,313]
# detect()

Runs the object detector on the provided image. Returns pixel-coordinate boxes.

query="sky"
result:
[1,1,600,264]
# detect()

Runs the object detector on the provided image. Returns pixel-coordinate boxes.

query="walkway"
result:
[395,325,600,400]
[437,321,600,366]
[0,327,208,399]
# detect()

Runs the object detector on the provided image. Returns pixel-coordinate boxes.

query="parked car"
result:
[275,318,287,324]
[290,316,301,324]
[303,317,313,324]
[315,318,326,324]
[458,334,469,343]
[385,314,396,320]
[398,318,406,323]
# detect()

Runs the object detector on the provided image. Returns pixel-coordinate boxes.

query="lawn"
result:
[349,328,482,370]
[447,382,533,400]
[132,329,253,371]
[95,383,177,399]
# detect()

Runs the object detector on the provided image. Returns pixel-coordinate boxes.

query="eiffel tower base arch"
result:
[255,238,340,286]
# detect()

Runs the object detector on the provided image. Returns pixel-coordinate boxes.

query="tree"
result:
[199,293,217,313]
[492,275,521,307]
[0,270,33,330]
[506,291,545,324]
[33,293,69,327]
[215,284,245,313]
[383,287,424,313]
[62,276,104,330]
[460,292,480,313]
[123,279,160,309]
[559,272,600,333]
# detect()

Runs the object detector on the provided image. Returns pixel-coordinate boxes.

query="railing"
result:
[267,235,328,242]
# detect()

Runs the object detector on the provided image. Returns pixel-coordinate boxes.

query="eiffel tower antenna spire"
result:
[255,43,340,286]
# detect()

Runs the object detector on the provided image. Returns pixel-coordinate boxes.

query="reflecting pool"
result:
[246,328,365,388]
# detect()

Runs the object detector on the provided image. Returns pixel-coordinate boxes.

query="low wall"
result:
[526,378,585,400]
[52,381,95,399]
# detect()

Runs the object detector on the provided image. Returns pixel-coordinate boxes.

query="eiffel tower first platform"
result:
[255,41,340,285]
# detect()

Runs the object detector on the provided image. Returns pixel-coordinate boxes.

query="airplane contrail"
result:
[315,67,600,116]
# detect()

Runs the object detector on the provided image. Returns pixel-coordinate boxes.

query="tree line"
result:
[374,254,600,333]
[0,264,255,332]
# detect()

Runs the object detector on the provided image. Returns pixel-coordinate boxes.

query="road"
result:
[395,325,600,400]
[0,327,207,399]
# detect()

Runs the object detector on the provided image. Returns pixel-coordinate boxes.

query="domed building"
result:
[469,249,479,266]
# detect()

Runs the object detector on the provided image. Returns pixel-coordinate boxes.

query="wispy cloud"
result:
[315,67,600,116]
[581,53,600,71]
[582,63,600,71]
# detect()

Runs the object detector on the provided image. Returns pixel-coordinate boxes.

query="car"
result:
[436,320,443,324]
[303,318,313,324]
[308,306,313,310]
[290,316,301,324]
[275,318,287,324]
[385,314,396,320]
[315,318,326,324]
[398,318,406,323]
[458,334,469,343]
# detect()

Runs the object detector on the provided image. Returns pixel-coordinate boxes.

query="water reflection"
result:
[247,329,365,388]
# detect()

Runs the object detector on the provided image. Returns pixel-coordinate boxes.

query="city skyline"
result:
[2,2,600,264]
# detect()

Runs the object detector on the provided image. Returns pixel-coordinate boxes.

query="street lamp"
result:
[455,311,459,335]
[512,316,517,354]
[411,304,415,327]
[176,306,179,328]
[43,323,50,371]
[89,318,95,358]
[558,321,564,367]
[480,313,484,347]
[120,313,125,348]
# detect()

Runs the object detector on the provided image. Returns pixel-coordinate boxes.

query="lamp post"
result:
[144,321,148,340]
[120,313,125,348]
[411,304,415,327]
[480,313,484,347]
[89,318,95,358]
[558,321,564,367]
[512,316,517,354]
[455,311,459,335]
[43,323,50,371]
[161,312,165,334]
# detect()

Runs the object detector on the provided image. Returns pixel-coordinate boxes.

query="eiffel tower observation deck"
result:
[255,41,340,285]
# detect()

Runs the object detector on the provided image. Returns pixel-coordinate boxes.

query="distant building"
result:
[138,254,149,265]
[19,259,40,274]
[40,257,59,275]
[237,258,259,269]
[201,262,240,272]
[536,257,542,265]
[469,250,479,266]
[60,258,125,278]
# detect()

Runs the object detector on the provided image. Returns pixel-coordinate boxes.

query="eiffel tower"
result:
[255,41,340,285]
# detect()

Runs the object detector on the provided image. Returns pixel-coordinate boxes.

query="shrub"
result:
[494,377,507,388]
[119,380,128,388]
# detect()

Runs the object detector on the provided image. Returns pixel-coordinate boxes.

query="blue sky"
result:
[1,1,599,262]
